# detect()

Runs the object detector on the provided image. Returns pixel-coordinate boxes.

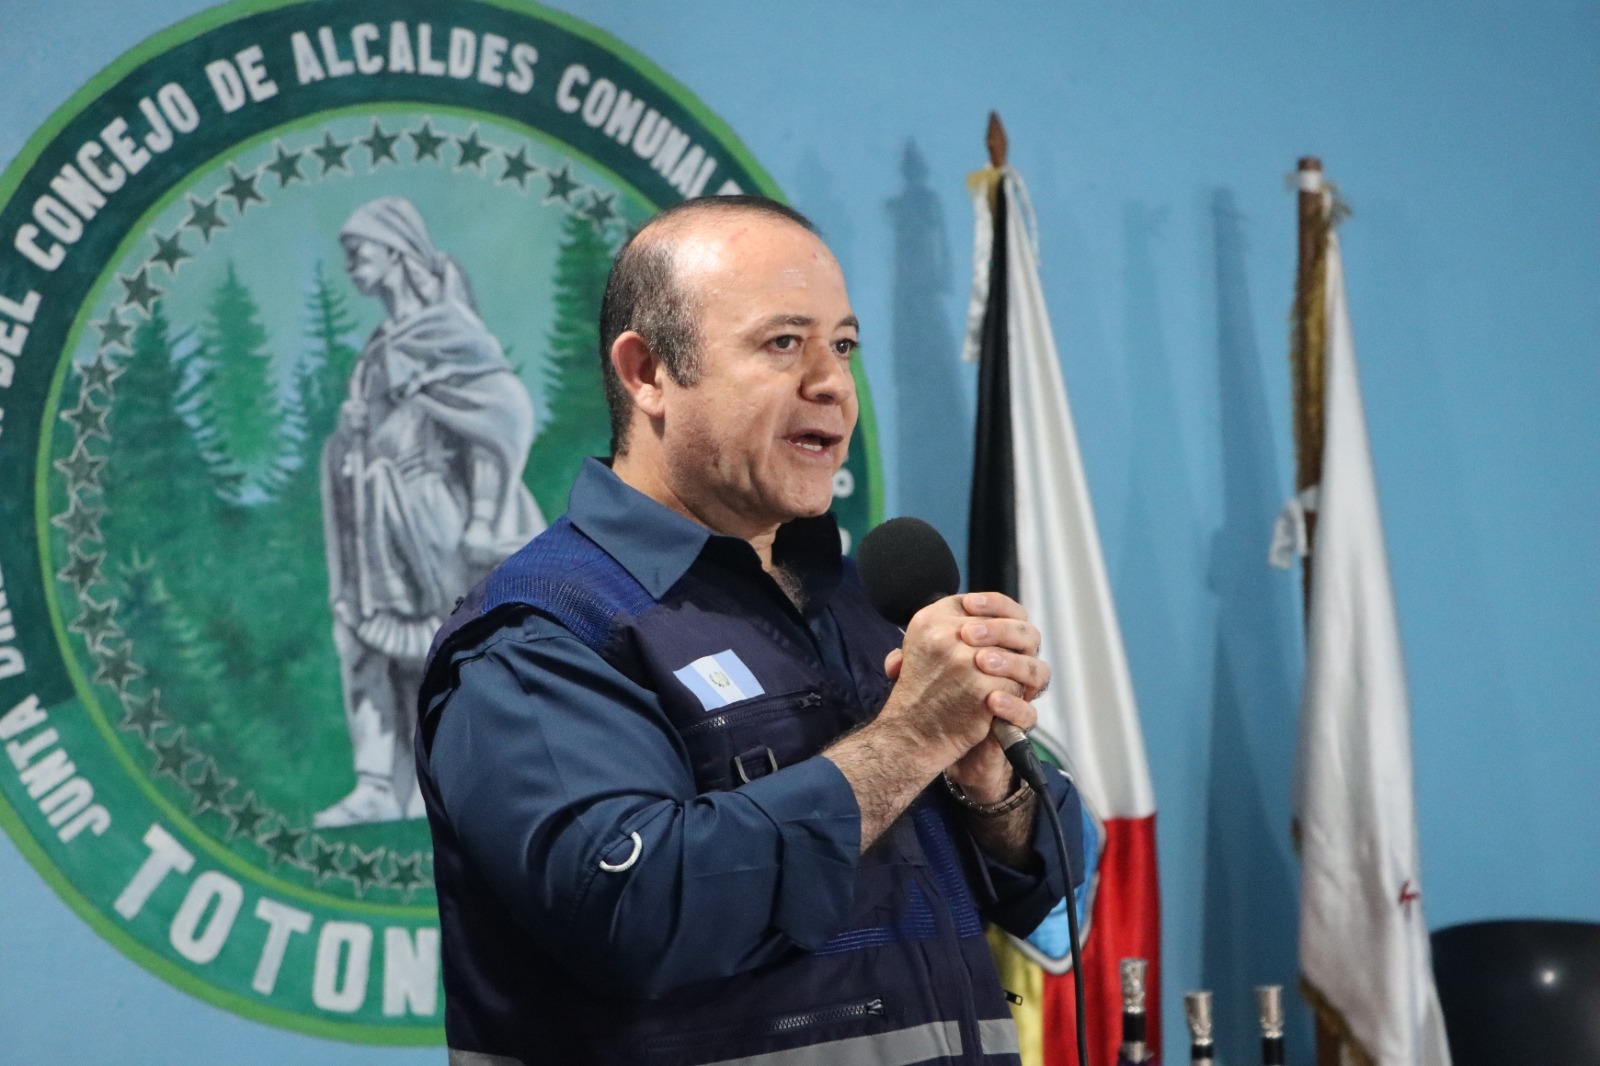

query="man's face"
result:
[655,215,859,540]
[342,236,397,296]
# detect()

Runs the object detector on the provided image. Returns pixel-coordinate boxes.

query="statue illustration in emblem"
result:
[315,196,545,827]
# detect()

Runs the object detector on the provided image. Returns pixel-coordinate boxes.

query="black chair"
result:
[1431,919,1600,1066]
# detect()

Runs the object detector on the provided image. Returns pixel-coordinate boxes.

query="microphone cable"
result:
[859,517,1090,1066]
[1002,741,1088,1066]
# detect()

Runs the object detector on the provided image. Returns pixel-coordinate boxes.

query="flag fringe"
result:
[967,164,1003,207]
[1299,975,1377,1066]
[1290,196,1330,498]
[1289,179,1354,501]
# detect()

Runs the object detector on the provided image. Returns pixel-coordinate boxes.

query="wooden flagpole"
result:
[1289,154,1351,1066]
[987,110,1008,169]
[1291,155,1329,620]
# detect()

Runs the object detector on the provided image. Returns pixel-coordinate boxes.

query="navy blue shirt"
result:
[418,459,1082,1064]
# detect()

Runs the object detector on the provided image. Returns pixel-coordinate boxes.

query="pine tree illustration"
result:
[523,210,616,519]
[100,303,233,711]
[102,303,232,577]
[295,258,361,455]
[197,262,285,497]
[115,553,229,741]
[221,259,359,801]
[274,258,361,565]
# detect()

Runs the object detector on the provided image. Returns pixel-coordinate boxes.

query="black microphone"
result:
[857,517,1043,789]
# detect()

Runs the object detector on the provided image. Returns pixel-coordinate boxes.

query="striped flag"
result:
[964,149,1161,1066]
[1280,164,1452,1066]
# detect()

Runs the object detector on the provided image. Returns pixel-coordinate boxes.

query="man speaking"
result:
[416,196,1084,1065]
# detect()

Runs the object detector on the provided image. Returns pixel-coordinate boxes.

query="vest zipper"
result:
[645,995,886,1054]
[679,690,821,738]
[767,996,885,1034]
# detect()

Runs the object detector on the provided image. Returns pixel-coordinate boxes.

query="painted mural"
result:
[0,0,881,1042]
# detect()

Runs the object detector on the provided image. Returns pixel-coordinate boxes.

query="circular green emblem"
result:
[0,0,882,1043]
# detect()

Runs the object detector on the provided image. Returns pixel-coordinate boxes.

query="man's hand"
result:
[878,592,1045,761]
[823,592,1048,851]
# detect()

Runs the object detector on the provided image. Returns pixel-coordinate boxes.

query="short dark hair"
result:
[598,195,817,455]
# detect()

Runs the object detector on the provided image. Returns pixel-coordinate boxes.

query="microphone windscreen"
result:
[857,517,961,628]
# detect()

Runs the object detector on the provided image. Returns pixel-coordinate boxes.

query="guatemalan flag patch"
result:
[673,650,765,711]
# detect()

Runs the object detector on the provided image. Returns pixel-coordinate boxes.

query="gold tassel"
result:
[1290,160,1331,501]
[1300,977,1378,1066]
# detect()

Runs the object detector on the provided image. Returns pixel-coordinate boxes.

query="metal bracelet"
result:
[942,771,1033,816]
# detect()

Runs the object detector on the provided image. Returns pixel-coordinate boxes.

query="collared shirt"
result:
[419,458,1081,1064]
[426,461,877,996]
[566,455,854,686]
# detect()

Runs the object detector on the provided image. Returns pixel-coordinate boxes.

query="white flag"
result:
[967,166,1161,1066]
[1294,211,1452,1066]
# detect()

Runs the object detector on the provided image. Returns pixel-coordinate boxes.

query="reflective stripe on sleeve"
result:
[697,1020,963,1066]
[979,1016,1023,1056]
[448,1049,525,1066]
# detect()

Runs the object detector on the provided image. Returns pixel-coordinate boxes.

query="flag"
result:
[964,143,1162,1066]
[1283,164,1452,1066]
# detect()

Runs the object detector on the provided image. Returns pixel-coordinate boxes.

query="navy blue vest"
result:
[418,517,1020,1065]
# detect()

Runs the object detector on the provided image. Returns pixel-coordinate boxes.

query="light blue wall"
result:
[2,2,1594,1062]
